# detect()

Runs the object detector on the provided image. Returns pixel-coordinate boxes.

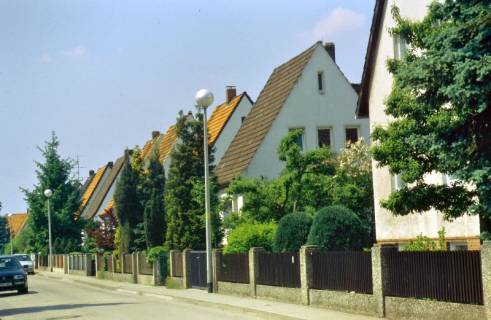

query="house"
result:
[356,0,480,250]
[79,163,112,219]
[6,213,28,238]
[215,42,369,188]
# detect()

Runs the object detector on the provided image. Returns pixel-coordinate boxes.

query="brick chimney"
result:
[226,86,237,104]
[152,131,160,139]
[89,170,95,176]
[324,42,335,62]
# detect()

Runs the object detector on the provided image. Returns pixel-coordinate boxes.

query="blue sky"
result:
[0,0,375,214]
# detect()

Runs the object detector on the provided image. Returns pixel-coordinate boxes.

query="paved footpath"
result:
[0,272,378,320]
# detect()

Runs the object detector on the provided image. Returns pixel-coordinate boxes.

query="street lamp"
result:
[7,213,13,255]
[195,89,214,293]
[44,189,53,272]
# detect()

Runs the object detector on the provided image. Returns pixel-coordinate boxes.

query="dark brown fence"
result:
[39,255,49,267]
[217,252,249,284]
[257,252,300,288]
[171,251,183,277]
[106,256,113,272]
[53,255,64,268]
[138,253,153,275]
[384,250,483,305]
[69,254,86,271]
[123,254,133,274]
[311,251,373,294]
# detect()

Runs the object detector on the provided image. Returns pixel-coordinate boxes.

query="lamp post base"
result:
[207,282,213,293]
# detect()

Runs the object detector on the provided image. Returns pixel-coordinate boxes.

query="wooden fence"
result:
[311,251,373,294]
[217,252,249,284]
[171,251,183,277]
[257,252,300,288]
[123,254,133,274]
[69,254,86,271]
[138,252,153,275]
[52,255,64,268]
[39,255,49,267]
[383,250,483,305]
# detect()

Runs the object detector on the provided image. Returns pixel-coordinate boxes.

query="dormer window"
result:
[393,34,407,59]
[317,71,325,94]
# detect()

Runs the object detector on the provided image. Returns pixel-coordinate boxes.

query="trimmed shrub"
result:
[147,246,167,264]
[224,222,276,254]
[307,205,365,250]
[273,212,312,252]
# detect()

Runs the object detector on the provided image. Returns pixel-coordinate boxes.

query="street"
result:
[0,275,258,320]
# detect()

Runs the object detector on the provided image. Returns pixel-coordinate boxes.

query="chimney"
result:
[152,131,160,139]
[226,86,237,104]
[89,170,95,176]
[324,42,335,62]
[107,161,114,168]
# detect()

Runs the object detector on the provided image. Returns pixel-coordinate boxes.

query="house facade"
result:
[356,0,480,250]
[215,42,369,185]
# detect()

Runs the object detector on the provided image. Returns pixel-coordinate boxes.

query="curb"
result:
[35,272,301,320]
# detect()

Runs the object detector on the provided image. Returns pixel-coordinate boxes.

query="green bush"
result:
[274,212,312,252]
[147,245,167,264]
[307,205,365,250]
[224,222,276,254]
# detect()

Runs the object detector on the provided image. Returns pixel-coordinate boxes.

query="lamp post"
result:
[44,189,53,272]
[7,213,13,255]
[195,89,214,293]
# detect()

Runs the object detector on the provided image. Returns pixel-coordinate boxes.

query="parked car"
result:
[0,255,28,294]
[14,254,34,274]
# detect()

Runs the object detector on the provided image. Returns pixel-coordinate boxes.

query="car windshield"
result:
[15,255,31,262]
[0,257,20,270]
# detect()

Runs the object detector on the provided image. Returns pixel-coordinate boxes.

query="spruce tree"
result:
[143,150,166,248]
[22,132,83,254]
[165,111,222,250]
[113,150,141,253]
[0,215,10,254]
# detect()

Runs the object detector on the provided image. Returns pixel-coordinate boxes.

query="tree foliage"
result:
[273,212,312,252]
[0,215,9,254]
[93,207,117,252]
[370,2,491,232]
[22,132,84,254]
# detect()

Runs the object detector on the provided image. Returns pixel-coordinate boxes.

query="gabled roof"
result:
[141,137,156,160]
[6,213,28,237]
[83,157,125,219]
[80,164,110,210]
[80,173,95,197]
[159,125,177,163]
[207,92,253,145]
[214,42,319,185]
[356,0,387,118]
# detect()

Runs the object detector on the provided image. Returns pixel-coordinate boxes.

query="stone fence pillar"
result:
[132,252,138,283]
[481,241,491,320]
[300,245,317,305]
[212,249,222,293]
[182,249,191,289]
[371,245,386,317]
[248,247,264,298]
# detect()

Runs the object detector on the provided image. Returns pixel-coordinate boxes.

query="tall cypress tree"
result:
[113,150,141,253]
[22,132,83,254]
[143,150,166,248]
[165,111,222,250]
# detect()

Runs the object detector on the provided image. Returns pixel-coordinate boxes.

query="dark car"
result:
[0,255,28,294]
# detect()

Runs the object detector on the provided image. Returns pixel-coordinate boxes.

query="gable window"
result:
[317,71,325,94]
[393,34,408,59]
[345,127,359,144]
[289,128,305,150]
[317,128,331,148]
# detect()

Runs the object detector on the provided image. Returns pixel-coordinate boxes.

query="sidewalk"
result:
[36,271,377,320]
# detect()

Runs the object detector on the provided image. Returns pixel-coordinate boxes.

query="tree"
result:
[0,215,10,254]
[165,111,222,250]
[370,2,491,234]
[22,132,84,254]
[224,222,277,254]
[93,207,117,252]
[142,150,166,248]
[113,151,142,253]
[307,206,366,250]
[273,212,312,252]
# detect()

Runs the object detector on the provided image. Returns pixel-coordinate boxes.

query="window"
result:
[345,127,358,144]
[317,128,331,148]
[241,116,246,123]
[317,71,324,93]
[289,128,305,150]
[393,34,407,59]
[391,174,406,191]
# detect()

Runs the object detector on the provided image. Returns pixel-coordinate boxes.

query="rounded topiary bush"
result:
[307,205,365,250]
[274,212,313,252]
[224,222,276,254]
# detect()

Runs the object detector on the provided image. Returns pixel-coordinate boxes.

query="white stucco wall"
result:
[81,167,112,218]
[245,44,369,179]
[367,0,480,242]
[212,96,253,166]
[94,171,121,218]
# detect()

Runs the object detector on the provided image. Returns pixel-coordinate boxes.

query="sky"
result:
[0,0,375,214]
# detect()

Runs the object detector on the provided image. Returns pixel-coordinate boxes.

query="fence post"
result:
[249,247,264,298]
[64,255,69,274]
[169,250,175,277]
[300,245,317,305]
[132,252,138,283]
[182,249,191,289]
[481,241,491,320]
[111,254,116,274]
[371,245,386,317]
[212,249,221,293]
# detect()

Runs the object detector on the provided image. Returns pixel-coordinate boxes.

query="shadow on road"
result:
[0,291,39,298]
[0,302,131,317]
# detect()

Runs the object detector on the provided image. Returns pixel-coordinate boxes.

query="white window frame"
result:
[393,34,408,60]
[289,127,306,150]
[317,126,333,149]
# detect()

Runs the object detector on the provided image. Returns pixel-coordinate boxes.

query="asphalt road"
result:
[0,275,259,320]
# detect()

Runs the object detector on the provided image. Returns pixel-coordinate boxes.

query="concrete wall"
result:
[246,44,369,180]
[137,274,154,286]
[256,285,302,305]
[366,0,480,244]
[96,271,135,283]
[309,289,377,316]
[216,281,250,297]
